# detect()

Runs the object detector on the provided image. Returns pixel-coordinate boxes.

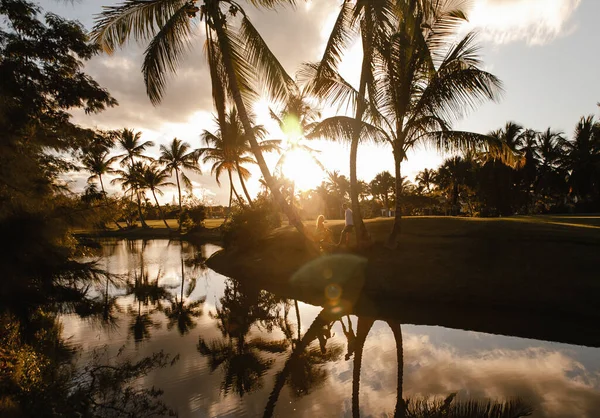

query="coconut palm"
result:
[369,171,395,212]
[115,129,155,227]
[415,168,437,194]
[82,149,122,228]
[201,109,278,209]
[301,0,395,246]
[139,163,175,229]
[82,150,119,197]
[562,115,600,200]
[315,2,502,247]
[91,0,306,235]
[111,161,149,228]
[159,138,200,229]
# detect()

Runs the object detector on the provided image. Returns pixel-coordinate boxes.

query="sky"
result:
[39,0,600,205]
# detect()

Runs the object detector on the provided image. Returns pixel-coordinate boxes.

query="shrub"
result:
[181,205,206,232]
[221,197,280,250]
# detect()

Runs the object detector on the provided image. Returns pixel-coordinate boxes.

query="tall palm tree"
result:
[91,0,306,236]
[201,109,279,209]
[82,149,122,228]
[315,2,502,247]
[111,161,149,228]
[159,138,200,229]
[82,150,119,197]
[116,129,155,227]
[302,0,395,246]
[139,163,175,229]
[534,128,567,203]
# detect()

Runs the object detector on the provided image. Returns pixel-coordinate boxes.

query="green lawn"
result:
[209,215,600,347]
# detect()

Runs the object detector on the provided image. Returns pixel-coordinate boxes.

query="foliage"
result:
[0,312,177,417]
[221,195,281,250]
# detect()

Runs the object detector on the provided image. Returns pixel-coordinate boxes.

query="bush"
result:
[181,205,206,232]
[221,197,280,250]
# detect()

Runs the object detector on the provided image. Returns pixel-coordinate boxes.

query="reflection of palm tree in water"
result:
[339,315,356,361]
[163,257,205,336]
[351,318,533,418]
[126,246,173,343]
[197,280,287,397]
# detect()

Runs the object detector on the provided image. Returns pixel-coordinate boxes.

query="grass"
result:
[207,215,600,347]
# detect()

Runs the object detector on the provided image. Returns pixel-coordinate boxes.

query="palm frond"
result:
[142,2,193,105]
[239,15,295,103]
[308,116,390,145]
[91,0,187,53]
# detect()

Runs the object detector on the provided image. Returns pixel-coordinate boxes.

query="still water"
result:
[63,239,600,417]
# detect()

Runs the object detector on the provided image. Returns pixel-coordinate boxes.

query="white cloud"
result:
[466,0,581,45]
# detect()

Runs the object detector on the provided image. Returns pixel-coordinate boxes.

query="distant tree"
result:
[139,164,175,229]
[159,138,200,230]
[563,116,600,205]
[116,129,154,227]
[369,171,395,211]
[415,169,437,194]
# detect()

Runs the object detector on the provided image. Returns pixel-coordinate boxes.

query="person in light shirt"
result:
[337,203,354,247]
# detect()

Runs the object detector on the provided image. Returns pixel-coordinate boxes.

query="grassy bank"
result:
[207,215,600,347]
[72,218,225,241]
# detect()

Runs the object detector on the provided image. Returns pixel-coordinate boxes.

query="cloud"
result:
[466,0,582,45]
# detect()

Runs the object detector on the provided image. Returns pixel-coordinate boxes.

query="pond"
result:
[62,239,600,417]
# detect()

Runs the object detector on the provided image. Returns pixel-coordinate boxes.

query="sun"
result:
[281,149,324,192]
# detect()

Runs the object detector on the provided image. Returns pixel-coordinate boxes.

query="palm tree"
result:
[302,0,395,246]
[415,168,437,194]
[201,109,279,210]
[535,128,567,204]
[326,171,350,218]
[159,138,200,229]
[82,150,119,197]
[82,149,122,228]
[111,161,149,228]
[563,115,600,201]
[116,128,155,166]
[310,3,502,246]
[91,0,306,236]
[369,171,395,213]
[115,129,155,227]
[139,163,175,229]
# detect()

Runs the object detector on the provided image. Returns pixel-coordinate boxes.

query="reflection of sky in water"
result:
[63,240,600,418]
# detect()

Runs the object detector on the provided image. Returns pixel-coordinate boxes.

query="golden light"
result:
[281,149,324,192]
[281,114,302,145]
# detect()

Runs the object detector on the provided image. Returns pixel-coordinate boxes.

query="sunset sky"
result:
[43,0,600,205]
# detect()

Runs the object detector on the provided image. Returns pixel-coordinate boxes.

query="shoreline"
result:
[206,216,600,348]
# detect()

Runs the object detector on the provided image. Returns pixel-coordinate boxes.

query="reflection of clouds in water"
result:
[341,328,600,418]
[67,241,600,417]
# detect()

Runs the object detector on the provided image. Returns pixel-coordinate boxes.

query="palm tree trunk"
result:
[352,317,376,418]
[228,175,233,216]
[151,189,170,230]
[294,299,301,341]
[350,35,371,247]
[175,168,183,230]
[212,19,305,237]
[387,151,403,249]
[236,162,254,208]
[228,169,245,207]
[136,189,149,228]
[387,321,406,418]
[180,256,185,303]
[99,174,122,230]
[263,309,328,418]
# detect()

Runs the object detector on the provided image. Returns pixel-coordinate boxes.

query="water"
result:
[62,239,600,417]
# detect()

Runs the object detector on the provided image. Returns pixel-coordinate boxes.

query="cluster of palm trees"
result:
[91,0,505,248]
[412,116,600,216]
[81,129,200,230]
